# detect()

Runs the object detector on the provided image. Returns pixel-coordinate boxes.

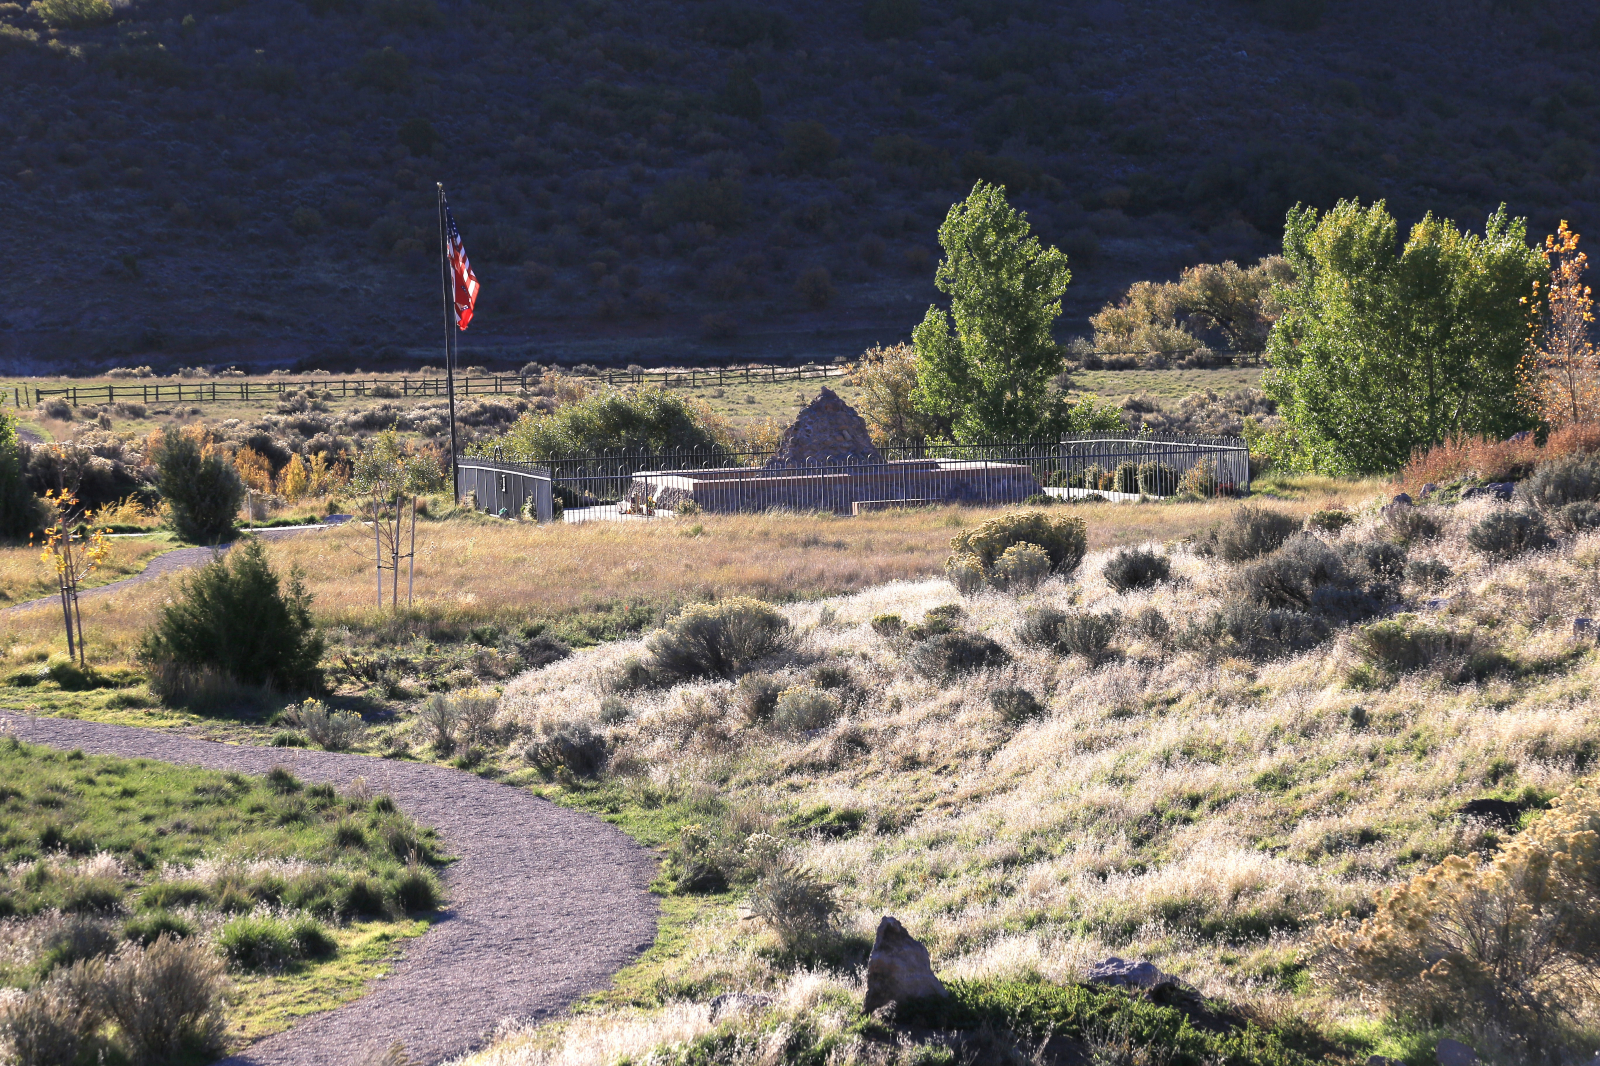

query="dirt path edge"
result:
[0,713,659,1066]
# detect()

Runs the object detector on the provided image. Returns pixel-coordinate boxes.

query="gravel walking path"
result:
[0,713,659,1066]
[2,527,331,618]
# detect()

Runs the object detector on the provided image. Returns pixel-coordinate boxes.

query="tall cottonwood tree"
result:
[911,182,1073,441]
[1264,199,1544,474]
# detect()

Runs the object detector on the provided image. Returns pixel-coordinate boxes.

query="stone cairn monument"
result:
[766,387,882,467]
[626,386,1040,514]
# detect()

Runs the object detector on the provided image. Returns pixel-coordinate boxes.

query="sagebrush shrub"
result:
[294,699,365,751]
[1559,500,1600,532]
[526,720,607,777]
[646,598,790,681]
[1102,547,1171,591]
[1179,599,1327,660]
[908,632,1011,680]
[1314,779,1600,1048]
[1344,538,1407,582]
[1404,558,1453,587]
[102,936,226,1066]
[0,963,99,1066]
[1519,453,1600,509]
[989,686,1045,724]
[1205,505,1299,562]
[1381,504,1439,545]
[770,687,842,733]
[1352,617,1498,680]
[415,695,459,754]
[1468,510,1552,559]
[1054,612,1121,663]
[1129,607,1171,644]
[748,863,837,950]
[736,671,784,723]
[1016,606,1067,650]
[1304,508,1353,534]
[138,538,323,698]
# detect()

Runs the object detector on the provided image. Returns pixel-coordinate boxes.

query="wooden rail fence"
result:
[2,364,848,408]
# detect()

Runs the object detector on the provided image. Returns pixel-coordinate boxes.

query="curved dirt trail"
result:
[0,714,659,1066]
[2,527,333,618]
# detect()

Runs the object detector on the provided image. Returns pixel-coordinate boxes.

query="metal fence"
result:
[468,432,1248,523]
[456,457,553,521]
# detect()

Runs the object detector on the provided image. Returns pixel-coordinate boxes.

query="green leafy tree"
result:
[912,182,1074,441]
[1265,199,1545,474]
[154,427,245,544]
[139,537,324,694]
[497,387,734,458]
[0,412,43,540]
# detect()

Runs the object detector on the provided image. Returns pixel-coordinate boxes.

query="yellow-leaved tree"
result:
[1519,221,1600,428]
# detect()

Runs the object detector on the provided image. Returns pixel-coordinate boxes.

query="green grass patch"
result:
[229,918,431,1043]
[0,739,446,923]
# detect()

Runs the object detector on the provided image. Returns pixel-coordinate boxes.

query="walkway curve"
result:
[0,713,659,1066]
[2,527,332,618]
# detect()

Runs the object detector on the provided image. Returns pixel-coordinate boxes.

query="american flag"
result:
[443,199,480,330]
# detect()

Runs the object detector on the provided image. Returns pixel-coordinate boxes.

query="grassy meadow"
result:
[0,479,1379,729]
[0,740,441,1056]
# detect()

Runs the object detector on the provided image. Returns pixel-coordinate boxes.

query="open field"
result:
[0,535,176,607]
[0,482,1382,709]
[458,492,1600,1065]
[0,365,1260,446]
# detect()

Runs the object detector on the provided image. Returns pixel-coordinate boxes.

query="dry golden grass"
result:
[473,494,1600,1064]
[0,536,175,607]
[0,483,1384,673]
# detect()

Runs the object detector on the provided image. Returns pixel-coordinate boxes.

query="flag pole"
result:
[437,183,460,504]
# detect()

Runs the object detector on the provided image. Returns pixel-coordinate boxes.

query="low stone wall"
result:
[625,460,1040,515]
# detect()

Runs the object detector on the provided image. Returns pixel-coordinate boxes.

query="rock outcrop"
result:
[766,387,881,467]
[862,916,945,1013]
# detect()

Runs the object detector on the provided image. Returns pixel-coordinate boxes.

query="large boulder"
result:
[766,387,882,467]
[862,916,945,1013]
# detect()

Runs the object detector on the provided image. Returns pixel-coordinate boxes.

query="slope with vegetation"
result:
[3,0,1597,367]
[443,455,1600,1064]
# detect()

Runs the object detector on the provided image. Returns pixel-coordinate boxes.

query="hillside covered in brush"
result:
[2,0,1598,371]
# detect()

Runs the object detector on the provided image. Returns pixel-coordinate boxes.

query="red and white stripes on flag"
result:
[443,200,480,330]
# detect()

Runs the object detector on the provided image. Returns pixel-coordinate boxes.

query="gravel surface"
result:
[0,713,659,1066]
[3,528,328,618]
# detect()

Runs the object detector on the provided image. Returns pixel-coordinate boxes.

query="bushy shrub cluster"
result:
[0,936,227,1066]
[1314,779,1600,1053]
[1193,505,1299,562]
[1351,616,1505,682]
[1468,509,1553,559]
[946,511,1087,595]
[644,598,791,683]
[1017,607,1120,663]
[1102,547,1171,591]
[139,538,324,701]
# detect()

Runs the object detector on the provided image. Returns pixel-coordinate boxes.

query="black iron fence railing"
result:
[470,432,1249,523]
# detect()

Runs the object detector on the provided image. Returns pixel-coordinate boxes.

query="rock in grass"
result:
[1456,798,1524,827]
[1436,1038,1479,1066]
[863,916,945,1013]
[1085,956,1176,991]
